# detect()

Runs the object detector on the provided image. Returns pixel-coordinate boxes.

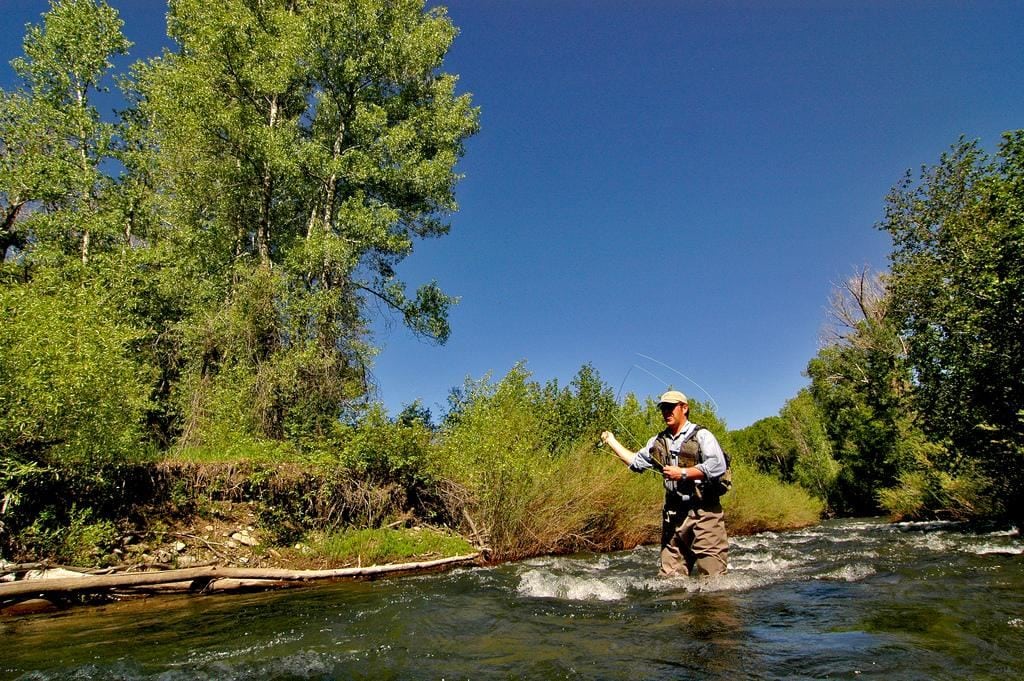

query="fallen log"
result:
[109,578,296,596]
[0,553,480,601]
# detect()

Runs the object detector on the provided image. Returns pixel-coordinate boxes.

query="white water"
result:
[4,518,1024,680]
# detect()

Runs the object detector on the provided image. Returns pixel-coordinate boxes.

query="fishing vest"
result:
[651,425,730,508]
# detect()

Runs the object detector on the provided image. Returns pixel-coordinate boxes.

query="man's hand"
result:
[662,465,686,482]
[601,431,637,468]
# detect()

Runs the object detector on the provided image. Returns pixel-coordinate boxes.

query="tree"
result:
[0,0,130,269]
[129,0,479,445]
[881,133,1024,523]
[782,390,840,506]
[729,390,839,507]
[0,1,156,545]
[539,363,618,453]
[805,268,920,515]
[730,416,795,478]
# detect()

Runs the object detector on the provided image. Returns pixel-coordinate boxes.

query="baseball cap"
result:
[657,390,688,406]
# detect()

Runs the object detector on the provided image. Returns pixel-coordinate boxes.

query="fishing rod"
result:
[597,353,720,451]
[635,353,720,413]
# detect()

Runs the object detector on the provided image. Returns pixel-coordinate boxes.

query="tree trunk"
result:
[257,95,279,267]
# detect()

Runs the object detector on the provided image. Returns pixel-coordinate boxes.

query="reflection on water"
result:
[2,518,1022,680]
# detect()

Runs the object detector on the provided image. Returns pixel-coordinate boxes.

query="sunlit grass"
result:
[307,527,476,565]
[723,462,824,534]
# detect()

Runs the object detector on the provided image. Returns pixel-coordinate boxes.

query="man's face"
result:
[659,402,686,430]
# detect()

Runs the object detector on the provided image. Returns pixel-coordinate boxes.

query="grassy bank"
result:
[0,456,820,571]
[1,366,823,570]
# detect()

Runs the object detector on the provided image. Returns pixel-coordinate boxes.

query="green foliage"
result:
[339,403,435,489]
[875,438,989,522]
[537,363,618,452]
[722,461,824,534]
[881,132,1024,523]
[1,0,131,269]
[730,416,794,475]
[433,364,546,545]
[308,526,474,565]
[0,457,46,555]
[127,0,479,445]
[730,390,840,508]
[782,390,841,501]
[0,277,154,471]
[19,505,119,566]
[608,392,658,451]
[804,269,923,515]
[3,0,481,484]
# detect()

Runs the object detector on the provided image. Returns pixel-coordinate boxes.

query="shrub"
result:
[722,461,824,534]
[18,506,119,566]
[339,404,435,489]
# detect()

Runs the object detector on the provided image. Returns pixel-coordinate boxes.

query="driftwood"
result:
[0,553,480,602]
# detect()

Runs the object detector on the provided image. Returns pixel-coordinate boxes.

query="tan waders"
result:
[659,502,728,578]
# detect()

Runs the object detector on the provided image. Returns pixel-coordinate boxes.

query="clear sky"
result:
[4,1,1023,428]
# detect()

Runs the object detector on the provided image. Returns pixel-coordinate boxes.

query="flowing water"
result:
[2,518,1023,680]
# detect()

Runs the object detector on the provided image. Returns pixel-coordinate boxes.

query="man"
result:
[601,390,728,577]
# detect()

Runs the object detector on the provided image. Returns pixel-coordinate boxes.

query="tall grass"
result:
[723,462,824,534]
[430,365,823,561]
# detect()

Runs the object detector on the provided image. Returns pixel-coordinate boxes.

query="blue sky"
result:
[4,1,1023,428]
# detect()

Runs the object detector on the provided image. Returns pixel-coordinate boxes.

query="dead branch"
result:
[0,553,480,600]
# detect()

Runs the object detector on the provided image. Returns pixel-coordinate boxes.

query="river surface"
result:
[2,518,1022,680]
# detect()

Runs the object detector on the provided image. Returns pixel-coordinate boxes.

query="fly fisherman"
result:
[601,390,729,577]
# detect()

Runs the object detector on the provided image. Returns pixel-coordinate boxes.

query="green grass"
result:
[723,461,824,534]
[307,527,476,565]
[168,438,298,464]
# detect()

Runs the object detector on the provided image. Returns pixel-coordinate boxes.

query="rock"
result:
[205,525,214,532]
[231,532,258,547]
[156,550,172,563]
[174,541,187,552]
[1,598,58,616]
[177,555,198,568]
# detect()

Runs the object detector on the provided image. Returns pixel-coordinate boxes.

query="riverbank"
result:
[1,456,823,615]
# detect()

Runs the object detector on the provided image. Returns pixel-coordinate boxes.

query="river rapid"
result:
[2,518,1022,680]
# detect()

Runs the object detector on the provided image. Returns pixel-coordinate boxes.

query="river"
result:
[2,518,1022,680]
